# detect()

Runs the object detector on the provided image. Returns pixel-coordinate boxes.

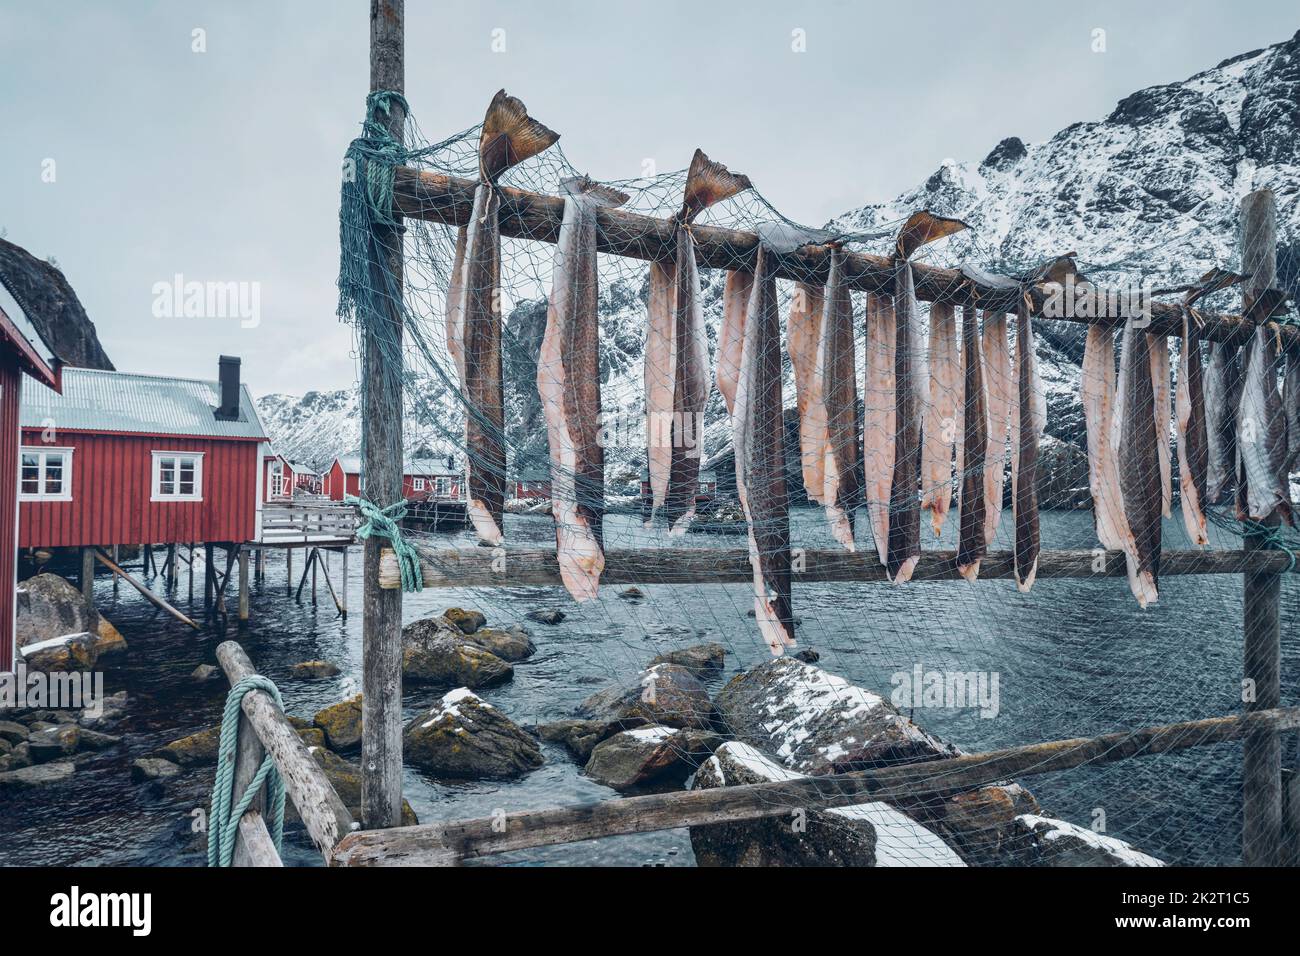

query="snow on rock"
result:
[691,741,966,867]
[714,656,956,774]
[1014,814,1165,867]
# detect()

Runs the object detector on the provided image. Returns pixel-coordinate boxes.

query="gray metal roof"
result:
[20,367,266,440]
[335,455,461,476]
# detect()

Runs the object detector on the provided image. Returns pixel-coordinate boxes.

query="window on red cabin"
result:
[435,477,450,498]
[19,447,73,501]
[153,451,203,501]
[413,477,426,492]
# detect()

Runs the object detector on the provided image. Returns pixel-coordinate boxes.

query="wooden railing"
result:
[260,500,359,544]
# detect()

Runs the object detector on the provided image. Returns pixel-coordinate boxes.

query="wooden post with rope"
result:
[361,0,406,830]
[1239,187,1284,866]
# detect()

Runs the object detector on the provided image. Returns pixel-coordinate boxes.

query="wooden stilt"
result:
[341,547,349,618]
[94,550,199,629]
[189,543,195,602]
[1240,188,1284,866]
[286,547,293,597]
[312,548,318,606]
[295,548,316,602]
[362,0,406,830]
[238,548,250,622]
[80,546,95,602]
[204,543,215,607]
[112,544,120,596]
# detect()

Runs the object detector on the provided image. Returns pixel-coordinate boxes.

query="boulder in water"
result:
[715,657,954,774]
[576,663,716,732]
[18,632,98,672]
[302,746,419,826]
[584,725,722,792]
[154,726,221,766]
[441,607,487,634]
[132,757,182,782]
[1011,814,1164,867]
[648,642,725,679]
[404,689,542,779]
[402,628,513,688]
[463,626,535,662]
[0,759,76,789]
[313,695,363,751]
[290,660,341,680]
[525,609,565,625]
[15,573,127,667]
[536,719,614,763]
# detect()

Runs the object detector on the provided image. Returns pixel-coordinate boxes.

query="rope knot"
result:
[208,674,287,867]
[346,494,424,592]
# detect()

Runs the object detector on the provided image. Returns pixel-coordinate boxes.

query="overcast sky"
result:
[0,1,1294,398]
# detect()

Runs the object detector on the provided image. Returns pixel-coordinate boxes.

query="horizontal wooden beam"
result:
[393,167,1286,348]
[216,641,357,863]
[379,544,1298,590]
[331,706,1300,865]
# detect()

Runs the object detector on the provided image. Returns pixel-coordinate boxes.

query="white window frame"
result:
[19,446,74,502]
[434,477,450,498]
[151,451,204,502]
[412,476,426,492]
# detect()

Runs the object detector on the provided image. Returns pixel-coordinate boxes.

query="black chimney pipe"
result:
[216,355,241,421]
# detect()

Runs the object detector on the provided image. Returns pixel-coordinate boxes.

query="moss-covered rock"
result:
[304,746,418,826]
[463,626,535,663]
[404,689,542,780]
[536,719,614,763]
[584,725,722,792]
[290,660,341,681]
[313,695,363,751]
[155,725,222,766]
[649,642,726,679]
[402,630,513,688]
[577,663,716,732]
[441,607,487,634]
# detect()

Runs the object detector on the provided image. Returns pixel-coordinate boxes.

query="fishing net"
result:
[334,90,1300,867]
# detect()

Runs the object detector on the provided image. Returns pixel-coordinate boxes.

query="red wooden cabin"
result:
[0,305,62,673]
[324,454,463,502]
[17,356,266,552]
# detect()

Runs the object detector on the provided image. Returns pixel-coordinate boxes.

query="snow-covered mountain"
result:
[259,29,1300,500]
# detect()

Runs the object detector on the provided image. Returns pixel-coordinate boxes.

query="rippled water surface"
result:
[2,508,1296,867]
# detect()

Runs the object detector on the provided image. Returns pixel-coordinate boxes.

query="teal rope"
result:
[1207,507,1299,572]
[337,90,412,325]
[347,493,424,592]
[207,675,287,867]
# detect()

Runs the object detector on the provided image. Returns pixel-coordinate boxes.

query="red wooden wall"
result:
[18,431,260,547]
[324,461,360,501]
[0,360,19,673]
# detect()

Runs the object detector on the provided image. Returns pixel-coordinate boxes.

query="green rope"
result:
[207,675,287,867]
[1207,507,1300,572]
[347,493,424,592]
[337,90,412,325]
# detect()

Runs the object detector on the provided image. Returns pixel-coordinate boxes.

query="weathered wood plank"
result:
[216,641,356,862]
[362,0,406,831]
[379,545,1299,589]
[392,167,1287,349]
[331,706,1300,866]
[93,549,199,629]
[231,812,283,867]
[1240,188,1285,866]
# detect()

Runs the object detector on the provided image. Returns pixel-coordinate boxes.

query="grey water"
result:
[2,508,1296,867]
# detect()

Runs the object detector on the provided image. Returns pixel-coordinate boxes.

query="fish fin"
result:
[1015,559,1038,593]
[669,509,695,535]
[680,149,751,222]
[958,561,980,583]
[479,90,560,181]
[560,175,630,208]
[895,210,969,260]
[1024,253,1082,287]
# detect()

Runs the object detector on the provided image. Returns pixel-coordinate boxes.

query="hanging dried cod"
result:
[982,309,1014,548]
[734,239,795,655]
[787,280,828,504]
[1011,291,1046,591]
[819,247,862,549]
[538,177,629,602]
[922,301,959,538]
[1236,287,1293,523]
[955,306,988,580]
[457,91,559,545]
[864,293,897,565]
[1115,318,1162,607]
[885,211,967,583]
[645,149,750,533]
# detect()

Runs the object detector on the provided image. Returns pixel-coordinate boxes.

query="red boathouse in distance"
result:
[0,304,63,673]
[17,356,267,552]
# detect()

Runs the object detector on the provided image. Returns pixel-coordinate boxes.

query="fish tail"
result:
[561,175,630,208]
[479,89,560,181]
[895,210,969,261]
[680,149,751,222]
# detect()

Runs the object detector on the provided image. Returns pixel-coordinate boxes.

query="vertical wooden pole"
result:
[1240,187,1283,866]
[312,547,318,606]
[112,544,120,596]
[80,547,94,602]
[362,0,406,829]
[238,548,250,622]
[341,546,349,618]
[188,543,194,601]
[205,542,215,607]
